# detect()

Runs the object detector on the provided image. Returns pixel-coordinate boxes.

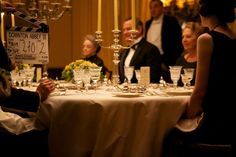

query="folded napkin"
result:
[175,112,204,132]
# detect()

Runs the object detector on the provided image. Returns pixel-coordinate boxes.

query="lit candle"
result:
[97,0,102,31]
[11,14,15,27]
[114,0,118,30]
[1,12,5,44]
[131,0,136,30]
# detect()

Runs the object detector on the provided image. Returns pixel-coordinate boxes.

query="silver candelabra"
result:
[95,29,136,86]
[14,0,72,22]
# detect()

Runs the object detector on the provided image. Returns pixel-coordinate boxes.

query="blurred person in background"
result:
[145,0,183,83]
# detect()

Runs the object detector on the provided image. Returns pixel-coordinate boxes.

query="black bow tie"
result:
[131,43,138,50]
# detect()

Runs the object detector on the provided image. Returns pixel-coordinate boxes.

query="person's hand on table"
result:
[36,79,55,102]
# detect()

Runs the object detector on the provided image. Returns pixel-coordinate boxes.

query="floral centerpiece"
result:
[14,63,31,72]
[61,59,98,81]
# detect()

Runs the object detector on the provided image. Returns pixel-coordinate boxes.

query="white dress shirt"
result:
[124,37,142,66]
[147,14,164,55]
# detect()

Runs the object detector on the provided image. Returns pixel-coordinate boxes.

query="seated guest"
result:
[119,17,162,83]
[82,34,110,76]
[176,22,208,86]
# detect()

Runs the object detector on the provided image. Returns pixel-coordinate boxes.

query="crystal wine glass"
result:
[73,68,84,92]
[81,69,91,93]
[183,68,194,88]
[169,66,182,89]
[24,66,35,88]
[124,66,134,84]
[135,69,141,85]
[90,66,102,92]
[181,73,189,89]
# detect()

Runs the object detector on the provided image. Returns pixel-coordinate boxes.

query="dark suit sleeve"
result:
[162,16,183,66]
[147,45,162,83]
[0,40,12,71]
[0,87,40,112]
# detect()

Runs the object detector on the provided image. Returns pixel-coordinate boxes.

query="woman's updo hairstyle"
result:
[199,0,235,24]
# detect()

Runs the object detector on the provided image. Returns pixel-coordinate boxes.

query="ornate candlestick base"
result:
[95,29,136,86]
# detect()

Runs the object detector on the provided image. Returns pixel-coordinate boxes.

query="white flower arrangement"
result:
[61,59,98,81]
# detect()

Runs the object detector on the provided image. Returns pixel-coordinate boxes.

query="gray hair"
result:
[84,34,101,53]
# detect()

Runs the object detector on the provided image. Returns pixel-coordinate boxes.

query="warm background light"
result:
[161,0,195,8]
[1,0,235,78]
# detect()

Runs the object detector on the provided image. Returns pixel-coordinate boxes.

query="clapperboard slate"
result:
[6,11,49,64]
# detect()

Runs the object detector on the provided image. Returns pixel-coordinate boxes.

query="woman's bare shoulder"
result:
[197,33,213,44]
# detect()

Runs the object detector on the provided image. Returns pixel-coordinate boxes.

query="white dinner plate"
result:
[111,92,143,98]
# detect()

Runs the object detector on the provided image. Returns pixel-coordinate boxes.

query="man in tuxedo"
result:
[119,18,162,84]
[145,0,183,83]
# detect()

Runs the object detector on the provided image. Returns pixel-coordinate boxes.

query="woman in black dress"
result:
[162,0,236,156]
[176,22,208,86]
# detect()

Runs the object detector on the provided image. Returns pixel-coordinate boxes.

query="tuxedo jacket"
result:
[119,38,162,83]
[145,15,183,67]
[0,87,40,112]
[0,39,12,71]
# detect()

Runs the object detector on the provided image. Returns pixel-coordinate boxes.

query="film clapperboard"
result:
[6,11,49,65]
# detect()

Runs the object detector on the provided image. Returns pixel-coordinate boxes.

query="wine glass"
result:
[169,66,182,89]
[183,68,194,88]
[10,70,20,86]
[73,68,84,92]
[181,73,189,89]
[135,69,141,85]
[18,69,26,87]
[124,66,134,84]
[24,66,35,88]
[90,66,102,92]
[81,69,91,93]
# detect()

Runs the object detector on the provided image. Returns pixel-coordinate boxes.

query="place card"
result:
[140,66,150,86]
[36,67,42,82]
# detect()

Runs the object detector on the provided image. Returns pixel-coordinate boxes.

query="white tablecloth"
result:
[35,88,188,157]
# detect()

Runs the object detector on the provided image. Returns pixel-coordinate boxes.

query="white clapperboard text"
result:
[6,11,49,65]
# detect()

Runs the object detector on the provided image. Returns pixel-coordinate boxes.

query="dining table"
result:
[33,83,191,157]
